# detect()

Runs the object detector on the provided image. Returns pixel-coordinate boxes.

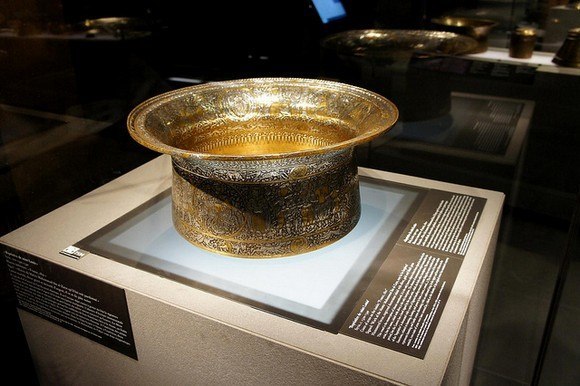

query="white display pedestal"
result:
[1,155,504,385]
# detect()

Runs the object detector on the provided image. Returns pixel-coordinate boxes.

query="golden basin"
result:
[321,29,478,58]
[320,30,477,121]
[431,17,499,53]
[128,78,398,258]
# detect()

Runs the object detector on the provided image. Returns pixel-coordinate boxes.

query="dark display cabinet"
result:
[1,0,579,384]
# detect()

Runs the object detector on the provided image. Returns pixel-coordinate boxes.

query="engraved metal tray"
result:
[321,29,478,58]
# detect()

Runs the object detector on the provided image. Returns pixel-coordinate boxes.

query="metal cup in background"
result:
[509,27,537,59]
[552,27,580,68]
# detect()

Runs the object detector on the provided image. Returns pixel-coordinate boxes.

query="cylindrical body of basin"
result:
[171,149,359,257]
[127,78,398,258]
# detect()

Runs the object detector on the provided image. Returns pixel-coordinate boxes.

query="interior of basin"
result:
[175,115,356,156]
[129,79,399,159]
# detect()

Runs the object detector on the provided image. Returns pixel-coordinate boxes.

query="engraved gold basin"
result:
[127,78,398,258]
[431,17,498,53]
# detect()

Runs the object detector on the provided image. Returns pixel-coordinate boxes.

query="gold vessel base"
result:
[171,156,361,258]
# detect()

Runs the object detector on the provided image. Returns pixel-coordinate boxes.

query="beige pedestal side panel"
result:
[442,213,500,385]
[20,294,388,386]
[3,155,505,386]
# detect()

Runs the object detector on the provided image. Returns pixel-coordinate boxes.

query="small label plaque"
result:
[60,245,87,260]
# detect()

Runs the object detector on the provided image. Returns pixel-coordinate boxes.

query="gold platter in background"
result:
[321,29,478,58]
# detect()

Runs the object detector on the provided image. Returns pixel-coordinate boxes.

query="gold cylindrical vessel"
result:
[509,27,537,59]
[128,78,398,258]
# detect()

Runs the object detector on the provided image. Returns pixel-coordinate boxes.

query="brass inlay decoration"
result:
[127,78,398,257]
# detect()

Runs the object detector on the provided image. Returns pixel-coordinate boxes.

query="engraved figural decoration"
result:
[128,78,398,258]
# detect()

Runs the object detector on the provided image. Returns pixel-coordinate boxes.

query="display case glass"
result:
[1,0,579,384]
